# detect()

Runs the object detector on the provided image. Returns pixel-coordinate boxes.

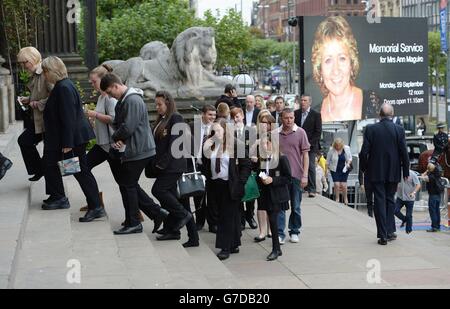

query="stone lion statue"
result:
[104,27,230,99]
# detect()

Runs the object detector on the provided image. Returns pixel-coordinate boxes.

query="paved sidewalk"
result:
[3,139,450,288]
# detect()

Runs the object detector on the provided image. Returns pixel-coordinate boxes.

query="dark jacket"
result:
[257,155,292,205]
[43,78,94,151]
[294,108,322,153]
[112,87,156,162]
[153,112,187,174]
[271,110,283,125]
[359,118,410,183]
[201,143,252,201]
[215,94,241,109]
[427,166,443,195]
[243,108,260,126]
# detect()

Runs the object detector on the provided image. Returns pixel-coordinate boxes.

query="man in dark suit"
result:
[271,96,285,125]
[294,94,322,197]
[189,104,218,233]
[359,103,409,245]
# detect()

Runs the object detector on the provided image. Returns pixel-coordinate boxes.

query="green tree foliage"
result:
[198,9,251,70]
[0,0,46,70]
[97,0,196,62]
[428,31,447,86]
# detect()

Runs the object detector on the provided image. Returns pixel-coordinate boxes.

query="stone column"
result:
[0,55,11,133]
[37,0,89,81]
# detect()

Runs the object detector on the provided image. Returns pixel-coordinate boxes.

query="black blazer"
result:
[294,108,322,153]
[271,110,283,125]
[153,112,187,174]
[257,155,292,205]
[201,143,252,201]
[244,108,260,126]
[359,118,409,183]
[43,78,94,151]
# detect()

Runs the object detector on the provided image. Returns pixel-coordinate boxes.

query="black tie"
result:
[215,157,221,174]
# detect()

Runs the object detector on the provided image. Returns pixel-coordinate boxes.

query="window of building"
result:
[354,0,358,3]
[347,0,351,4]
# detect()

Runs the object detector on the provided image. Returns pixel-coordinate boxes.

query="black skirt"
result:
[257,186,289,212]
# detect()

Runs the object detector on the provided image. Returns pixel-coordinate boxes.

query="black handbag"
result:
[176,158,205,199]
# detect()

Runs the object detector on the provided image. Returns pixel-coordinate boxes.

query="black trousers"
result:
[180,197,199,242]
[152,173,188,220]
[87,144,110,171]
[211,179,241,250]
[43,144,101,210]
[365,184,374,216]
[114,157,161,227]
[205,179,219,227]
[371,181,397,239]
[18,127,43,175]
[240,200,255,224]
[306,151,316,193]
[267,209,280,252]
[0,151,5,163]
[193,193,206,226]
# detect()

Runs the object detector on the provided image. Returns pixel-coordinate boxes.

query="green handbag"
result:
[242,172,260,202]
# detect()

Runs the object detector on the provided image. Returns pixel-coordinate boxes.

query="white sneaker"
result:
[290,234,299,243]
[279,236,285,245]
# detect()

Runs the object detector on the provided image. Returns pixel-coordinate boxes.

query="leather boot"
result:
[80,192,105,211]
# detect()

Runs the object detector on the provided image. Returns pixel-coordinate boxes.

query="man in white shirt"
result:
[190,105,217,232]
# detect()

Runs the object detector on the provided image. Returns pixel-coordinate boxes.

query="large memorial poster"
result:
[303,16,429,122]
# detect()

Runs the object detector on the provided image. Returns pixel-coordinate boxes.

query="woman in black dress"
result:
[253,114,291,261]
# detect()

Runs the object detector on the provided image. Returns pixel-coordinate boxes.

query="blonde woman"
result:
[255,94,266,110]
[41,56,105,223]
[327,138,352,205]
[17,47,52,182]
[311,16,363,122]
[251,109,273,241]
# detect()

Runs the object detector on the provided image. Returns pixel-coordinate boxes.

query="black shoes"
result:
[156,233,181,241]
[152,208,169,233]
[28,173,43,182]
[79,207,107,222]
[267,249,282,261]
[173,212,193,232]
[387,233,397,241]
[0,158,12,180]
[217,250,230,260]
[114,224,143,235]
[254,236,266,243]
[182,240,199,248]
[378,238,387,245]
[42,197,70,210]
[246,217,258,229]
[230,247,239,254]
[427,228,440,232]
[400,220,406,228]
[208,225,217,234]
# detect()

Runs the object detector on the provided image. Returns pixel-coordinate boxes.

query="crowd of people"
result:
[1,46,446,264]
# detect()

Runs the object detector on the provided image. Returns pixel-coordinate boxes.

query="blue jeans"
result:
[428,194,441,229]
[394,198,414,233]
[278,177,302,239]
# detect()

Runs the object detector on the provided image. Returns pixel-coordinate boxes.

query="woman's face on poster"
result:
[320,39,352,96]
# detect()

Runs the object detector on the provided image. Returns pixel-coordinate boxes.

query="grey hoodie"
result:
[111,87,156,162]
